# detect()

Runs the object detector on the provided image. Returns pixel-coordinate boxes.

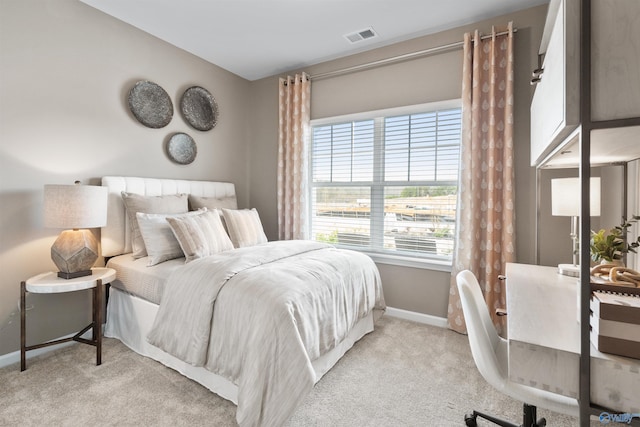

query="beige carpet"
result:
[0,316,595,426]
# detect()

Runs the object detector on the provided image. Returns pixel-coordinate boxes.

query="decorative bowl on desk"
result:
[590,264,640,295]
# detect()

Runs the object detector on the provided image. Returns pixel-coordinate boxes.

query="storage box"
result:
[590,291,640,360]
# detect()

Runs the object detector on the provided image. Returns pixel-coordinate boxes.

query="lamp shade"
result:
[551,177,601,217]
[44,184,108,229]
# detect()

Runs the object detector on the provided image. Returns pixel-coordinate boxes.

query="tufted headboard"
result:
[101,176,236,257]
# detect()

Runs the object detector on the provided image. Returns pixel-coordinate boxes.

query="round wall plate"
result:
[180,86,218,131]
[166,133,197,165]
[128,81,173,128]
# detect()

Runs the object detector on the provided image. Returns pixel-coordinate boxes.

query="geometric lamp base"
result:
[51,229,98,280]
[57,270,92,279]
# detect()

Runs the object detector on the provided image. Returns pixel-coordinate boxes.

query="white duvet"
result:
[147,240,385,427]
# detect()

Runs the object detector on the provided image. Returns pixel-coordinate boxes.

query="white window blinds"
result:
[310,101,462,261]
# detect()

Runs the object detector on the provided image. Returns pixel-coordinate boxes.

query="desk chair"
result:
[456,270,579,427]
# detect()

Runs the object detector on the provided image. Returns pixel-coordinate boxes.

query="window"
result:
[309,100,461,264]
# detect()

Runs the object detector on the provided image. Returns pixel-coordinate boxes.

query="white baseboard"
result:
[0,331,91,370]
[385,306,448,328]
[1,311,448,369]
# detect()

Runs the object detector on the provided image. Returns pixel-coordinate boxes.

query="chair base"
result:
[464,403,546,427]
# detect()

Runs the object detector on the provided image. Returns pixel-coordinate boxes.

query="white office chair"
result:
[456,270,579,427]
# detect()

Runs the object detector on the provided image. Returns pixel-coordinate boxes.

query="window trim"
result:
[310,99,461,127]
[308,99,462,269]
[367,251,453,272]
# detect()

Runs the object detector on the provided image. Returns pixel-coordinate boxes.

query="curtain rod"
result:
[282,74,309,86]
[310,28,516,81]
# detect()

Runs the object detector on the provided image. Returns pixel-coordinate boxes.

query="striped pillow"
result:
[136,210,205,266]
[222,208,268,248]
[188,194,238,211]
[167,209,234,262]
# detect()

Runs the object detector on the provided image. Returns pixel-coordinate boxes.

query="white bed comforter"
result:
[147,240,385,427]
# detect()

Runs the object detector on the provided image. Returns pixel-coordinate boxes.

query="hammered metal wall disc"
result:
[167,133,197,165]
[180,86,218,131]
[128,81,173,128]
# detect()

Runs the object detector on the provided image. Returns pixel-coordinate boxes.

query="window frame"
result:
[308,99,461,271]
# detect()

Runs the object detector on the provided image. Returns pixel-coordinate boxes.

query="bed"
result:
[100,176,385,426]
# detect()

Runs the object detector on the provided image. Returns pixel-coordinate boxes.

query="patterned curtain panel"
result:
[448,23,515,335]
[277,73,311,240]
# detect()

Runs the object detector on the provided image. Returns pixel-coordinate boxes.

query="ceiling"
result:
[80,0,549,81]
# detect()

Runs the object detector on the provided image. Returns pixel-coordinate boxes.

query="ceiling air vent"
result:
[344,27,377,44]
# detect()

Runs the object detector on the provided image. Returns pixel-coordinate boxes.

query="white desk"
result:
[506,263,640,414]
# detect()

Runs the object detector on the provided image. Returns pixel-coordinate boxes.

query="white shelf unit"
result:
[531,0,640,424]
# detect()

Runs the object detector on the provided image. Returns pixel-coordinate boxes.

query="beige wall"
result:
[0,0,251,356]
[250,5,548,319]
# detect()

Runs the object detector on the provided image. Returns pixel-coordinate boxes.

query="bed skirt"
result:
[104,286,375,405]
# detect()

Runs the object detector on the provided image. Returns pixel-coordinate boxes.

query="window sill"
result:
[364,251,452,272]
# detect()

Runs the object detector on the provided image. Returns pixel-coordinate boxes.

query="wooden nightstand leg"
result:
[95,279,102,366]
[20,281,26,372]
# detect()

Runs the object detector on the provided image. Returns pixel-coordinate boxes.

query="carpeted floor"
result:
[0,315,596,426]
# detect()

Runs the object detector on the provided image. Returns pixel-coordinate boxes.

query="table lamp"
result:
[44,182,108,279]
[551,177,601,277]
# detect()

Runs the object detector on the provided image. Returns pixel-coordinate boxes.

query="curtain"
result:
[448,23,515,336]
[277,73,311,241]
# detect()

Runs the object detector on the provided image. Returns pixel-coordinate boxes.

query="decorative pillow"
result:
[167,209,234,263]
[188,195,238,211]
[121,192,188,258]
[221,208,268,248]
[137,210,206,266]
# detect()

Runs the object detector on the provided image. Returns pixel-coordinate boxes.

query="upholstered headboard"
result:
[101,176,236,257]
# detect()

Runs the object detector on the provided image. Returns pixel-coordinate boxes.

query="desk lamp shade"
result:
[44,183,108,279]
[551,177,601,217]
[551,177,601,277]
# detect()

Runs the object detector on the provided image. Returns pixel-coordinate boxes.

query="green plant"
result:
[315,230,338,244]
[433,228,453,238]
[590,215,640,262]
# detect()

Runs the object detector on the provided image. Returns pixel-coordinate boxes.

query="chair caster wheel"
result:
[464,414,477,427]
[536,418,547,427]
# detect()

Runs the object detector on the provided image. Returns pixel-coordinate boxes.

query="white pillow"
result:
[167,209,234,263]
[221,208,268,248]
[136,210,206,266]
[121,192,188,258]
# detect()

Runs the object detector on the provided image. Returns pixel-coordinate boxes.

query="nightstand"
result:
[20,267,116,371]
